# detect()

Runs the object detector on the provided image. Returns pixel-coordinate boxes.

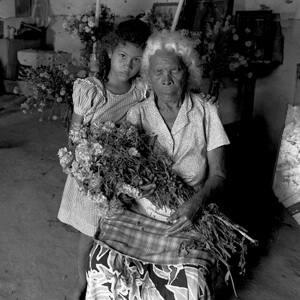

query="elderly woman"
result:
[85,31,230,300]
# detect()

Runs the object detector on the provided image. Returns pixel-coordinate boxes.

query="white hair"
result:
[141,30,202,91]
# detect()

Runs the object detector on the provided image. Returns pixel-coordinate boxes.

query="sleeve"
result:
[72,78,98,116]
[204,101,230,151]
[126,104,142,127]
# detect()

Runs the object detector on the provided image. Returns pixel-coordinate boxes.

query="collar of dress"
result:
[147,92,194,136]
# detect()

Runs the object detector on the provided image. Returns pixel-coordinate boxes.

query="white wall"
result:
[234,0,300,19]
[0,0,15,18]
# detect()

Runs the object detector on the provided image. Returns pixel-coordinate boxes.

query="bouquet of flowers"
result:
[62,5,115,64]
[58,121,256,292]
[198,15,255,82]
[20,65,88,123]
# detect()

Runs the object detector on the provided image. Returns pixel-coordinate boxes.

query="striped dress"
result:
[57,77,146,237]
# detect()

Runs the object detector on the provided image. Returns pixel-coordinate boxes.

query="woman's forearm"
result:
[192,146,227,209]
[192,174,226,209]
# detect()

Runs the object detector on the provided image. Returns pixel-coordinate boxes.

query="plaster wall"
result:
[234,0,300,19]
[0,0,15,18]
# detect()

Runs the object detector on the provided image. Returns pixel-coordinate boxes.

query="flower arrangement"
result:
[143,6,174,32]
[20,65,88,122]
[58,121,256,293]
[198,16,255,82]
[62,4,115,64]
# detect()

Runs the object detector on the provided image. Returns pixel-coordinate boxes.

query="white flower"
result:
[81,15,88,22]
[58,147,74,169]
[128,147,140,157]
[63,69,69,75]
[245,41,252,47]
[52,115,58,121]
[233,34,239,41]
[60,89,66,96]
[102,121,116,132]
[62,22,68,29]
[85,26,91,33]
[88,16,95,23]
[92,142,104,156]
[57,97,63,103]
[13,86,20,94]
[75,142,91,164]
[88,21,95,28]
[40,84,46,90]
[20,102,29,110]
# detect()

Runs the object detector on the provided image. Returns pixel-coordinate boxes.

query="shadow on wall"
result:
[217,116,284,299]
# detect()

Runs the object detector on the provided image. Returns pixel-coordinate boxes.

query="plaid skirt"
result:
[86,244,214,300]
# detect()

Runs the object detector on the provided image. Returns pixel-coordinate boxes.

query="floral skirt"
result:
[86,244,214,300]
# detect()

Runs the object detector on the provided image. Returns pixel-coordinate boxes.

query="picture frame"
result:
[178,0,234,31]
[15,0,32,18]
[152,2,179,18]
[235,10,274,63]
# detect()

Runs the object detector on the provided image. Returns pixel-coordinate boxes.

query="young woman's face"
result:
[148,50,187,99]
[109,42,143,82]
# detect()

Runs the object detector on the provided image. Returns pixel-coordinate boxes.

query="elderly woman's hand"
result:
[166,196,204,235]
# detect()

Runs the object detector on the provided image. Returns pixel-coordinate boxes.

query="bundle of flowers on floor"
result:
[58,121,256,292]
[20,65,88,123]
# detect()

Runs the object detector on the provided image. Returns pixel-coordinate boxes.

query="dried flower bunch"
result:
[58,121,256,292]
[20,65,88,122]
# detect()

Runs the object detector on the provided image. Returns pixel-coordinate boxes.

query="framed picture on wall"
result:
[235,10,274,63]
[148,2,178,30]
[152,2,178,16]
[15,0,32,17]
[178,0,234,31]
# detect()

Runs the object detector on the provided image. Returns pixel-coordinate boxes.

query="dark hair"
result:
[116,19,151,49]
[96,19,151,83]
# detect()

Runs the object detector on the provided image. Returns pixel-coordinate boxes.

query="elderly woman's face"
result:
[148,50,186,99]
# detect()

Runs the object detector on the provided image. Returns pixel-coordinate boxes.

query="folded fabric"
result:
[94,209,215,268]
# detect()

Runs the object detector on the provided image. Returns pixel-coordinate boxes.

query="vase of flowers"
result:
[62,4,115,65]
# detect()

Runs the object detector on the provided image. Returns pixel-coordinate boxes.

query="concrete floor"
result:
[0,95,300,300]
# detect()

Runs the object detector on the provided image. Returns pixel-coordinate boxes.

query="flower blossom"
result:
[92,142,104,156]
[75,142,91,165]
[58,147,73,169]
[128,147,140,157]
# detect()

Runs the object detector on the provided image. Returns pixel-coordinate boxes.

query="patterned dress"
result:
[57,77,146,237]
[85,92,230,299]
